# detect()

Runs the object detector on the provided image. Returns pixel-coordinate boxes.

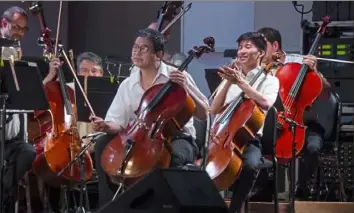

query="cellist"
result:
[43,51,104,213]
[210,32,279,213]
[0,6,37,213]
[257,27,330,200]
[90,28,209,208]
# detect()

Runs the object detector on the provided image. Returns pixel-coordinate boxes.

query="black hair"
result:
[135,28,166,52]
[257,27,282,50]
[236,32,267,53]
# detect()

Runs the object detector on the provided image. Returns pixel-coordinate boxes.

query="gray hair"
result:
[76,52,103,73]
[2,6,28,22]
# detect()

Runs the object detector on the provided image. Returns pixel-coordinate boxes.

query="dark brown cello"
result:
[101,37,215,187]
[27,1,93,187]
[205,60,281,191]
[275,16,331,161]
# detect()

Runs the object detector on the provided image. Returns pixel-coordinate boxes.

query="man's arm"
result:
[238,77,279,110]
[210,80,231,115]
[101,81,130,135]
[184,72,210,120]
[43,58,62,85]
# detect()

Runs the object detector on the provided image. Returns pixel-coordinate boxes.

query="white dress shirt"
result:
[5,114,20,140]
[214,66,280,136]
[105,61,208,140]
[282,53,324,78]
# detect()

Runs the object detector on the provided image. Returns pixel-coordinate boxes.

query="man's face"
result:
[131,36,160,69]
[237,40,264,69]
[1,12,28,40]
[78,59,103,77]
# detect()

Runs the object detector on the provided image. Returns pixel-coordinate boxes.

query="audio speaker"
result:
[99,168,228,213]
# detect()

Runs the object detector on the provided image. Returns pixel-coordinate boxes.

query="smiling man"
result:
[210,32,279,213]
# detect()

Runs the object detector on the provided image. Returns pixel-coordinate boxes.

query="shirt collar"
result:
[244,66,261,81]
[129,61,169,90]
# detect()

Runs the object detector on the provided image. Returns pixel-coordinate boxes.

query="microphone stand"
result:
[94,139,135,213]
[57,135,100,213]
[279,115,304,213]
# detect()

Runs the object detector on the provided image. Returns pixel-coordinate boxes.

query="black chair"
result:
[315,91,345,200]
[244,106,279,213]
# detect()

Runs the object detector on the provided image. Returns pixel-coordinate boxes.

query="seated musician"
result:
[91,28,209,208]
[45,51,104,153]
[257,27,331,200]
[0,6,36,212]
[44,52,103,213]
[210,32,279,213]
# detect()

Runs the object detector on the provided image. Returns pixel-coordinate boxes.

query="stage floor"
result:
[224,200,354,213]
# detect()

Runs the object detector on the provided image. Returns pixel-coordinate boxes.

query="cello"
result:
[101,37,215,187]
[275,16,331,161]
[27,1,93,187]
[205,59,281,191]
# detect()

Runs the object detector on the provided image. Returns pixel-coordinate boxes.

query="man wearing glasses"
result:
[0,6,36,213]
[1,6,29,41]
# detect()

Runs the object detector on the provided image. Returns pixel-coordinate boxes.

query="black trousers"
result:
[228,137,262,213]
[3,139,36,204]
[94,133,198,210]
[297,123,324,189]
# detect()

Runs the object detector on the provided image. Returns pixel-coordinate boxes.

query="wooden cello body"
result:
[275,16,331,161]
[205,63,278,191]
[275,63,322,159]
[206,100,265,190]
[26,1,93,187]
[101,37,215,187]
[33,81,93,187]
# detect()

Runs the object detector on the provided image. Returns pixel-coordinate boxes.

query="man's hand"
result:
[169,70,187,89]
[303,55,317,71]
[43,58,63,84]
[218,65,245,85]
[90,115,108,132]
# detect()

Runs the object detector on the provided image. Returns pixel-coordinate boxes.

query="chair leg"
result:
[273,156,279,213]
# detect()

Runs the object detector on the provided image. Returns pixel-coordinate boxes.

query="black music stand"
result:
[75,76,124,122]
[205,68,222,95]
[0,60,49,212]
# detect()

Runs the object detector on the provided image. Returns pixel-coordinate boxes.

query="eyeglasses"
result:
[10,24,29,33]
[132,44,150,54]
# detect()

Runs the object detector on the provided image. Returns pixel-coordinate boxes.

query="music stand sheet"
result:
[75,76,124,122]
[0,60,49,110]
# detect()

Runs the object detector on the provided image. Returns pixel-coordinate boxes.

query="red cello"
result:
[275,16,331,161]
[27,1,93,187]
[101,37,215,187]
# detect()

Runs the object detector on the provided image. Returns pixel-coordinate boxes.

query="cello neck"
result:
[289,16,331,98]
[57,62,74,116]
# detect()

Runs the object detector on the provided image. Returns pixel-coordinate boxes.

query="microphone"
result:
[82,132,106,139]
